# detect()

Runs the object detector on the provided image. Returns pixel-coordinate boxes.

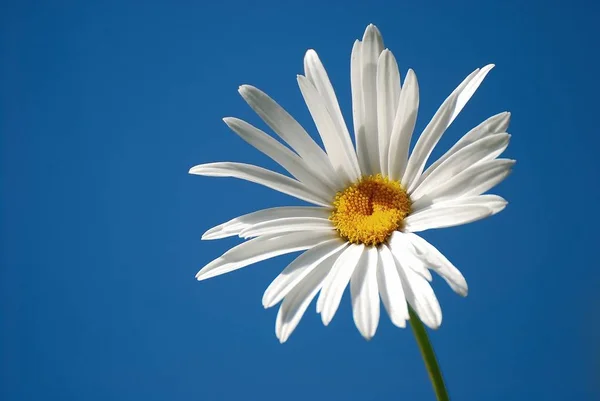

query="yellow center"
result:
[329,175,411,246]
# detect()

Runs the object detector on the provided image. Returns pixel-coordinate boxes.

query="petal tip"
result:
[366,23,379,32]
[238,84,251,95]
[189,164,209,175]
[363,23,382,40]
[457,284,469,297]
[262,296,274,309]
[394,319,407,329]
[425,316,442,330]
[277,326,292,343]
[360,328,376,341]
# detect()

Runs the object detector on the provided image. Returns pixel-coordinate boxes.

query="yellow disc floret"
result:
[330,174,411,246]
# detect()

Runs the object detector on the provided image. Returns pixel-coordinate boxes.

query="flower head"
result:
[190,24,514,343]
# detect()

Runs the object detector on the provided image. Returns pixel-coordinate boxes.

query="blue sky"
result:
[1,0,599,400]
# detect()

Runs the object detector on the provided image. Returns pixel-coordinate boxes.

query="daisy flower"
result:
[190,24,513,343]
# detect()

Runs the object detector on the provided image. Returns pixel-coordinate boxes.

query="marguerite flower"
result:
[190,24,513,343]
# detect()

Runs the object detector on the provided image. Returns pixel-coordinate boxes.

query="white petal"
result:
[239,217,334,239]
[317,244,364,325]
[195,231,336,281]
[238,85,341,190]
[350,40,368,174]
[402,66,495,192]
[404,233,468,296]
[303,50,361,178]
[189,162,331,207]
[411,159,515,210]
[395,258,442,329]
[401,94,458,191]
[275,253,336,343]
[377,245,408,327]
[404,205,492,232]
[263,239,346,308]
[360,24,385,175]
[376,49,401,174]
[428,194,508,215]
[350,246,380,340]
[388,232,432,281]
[387,69,419,180]
[297,75,359,184]
[449,64,495,126]
[202,207,330,240]
[223,117,336,197]
[303,50,345,135]
[410,133,510,201]
[418,112,511,184]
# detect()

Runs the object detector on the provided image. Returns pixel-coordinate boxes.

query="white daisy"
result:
[190,24,514,343]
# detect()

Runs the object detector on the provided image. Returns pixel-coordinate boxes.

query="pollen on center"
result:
[330,174,412,246]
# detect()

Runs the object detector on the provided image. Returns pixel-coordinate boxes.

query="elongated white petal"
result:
[395,256,442,329]
[377,49,401,174]
[428,194,507,215]
[303,50,345,135]
[449,64,495,126]
[387,69,419,180]
[239,217,334,239]
[223,117,335,198]
[403,66,495,192]
[377,245,408,327]
[418,112,511,184]
[350,246,380,339]
[411,159,515,210]
[404,233,468,296]
[202,207,330,240]
[402,94,458,191]
[388,232,432,281]
[318,244,365,325]
[297,75,359,184]
[263,239,346,308]
[404,205,492,232]
[196,231,336,281]
[303,50,361,178]
[238,85,340,190]
[411,133,510,200]
[351,40,368,174]
[189,162,331,207]
[275,253,336,343]
[360,24,385,175]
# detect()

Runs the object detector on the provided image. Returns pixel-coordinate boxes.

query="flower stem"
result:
[408,306,450,401]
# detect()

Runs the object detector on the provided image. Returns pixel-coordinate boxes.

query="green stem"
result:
[408,306,450,401]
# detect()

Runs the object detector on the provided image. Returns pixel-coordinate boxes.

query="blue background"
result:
[2,0,598,400]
